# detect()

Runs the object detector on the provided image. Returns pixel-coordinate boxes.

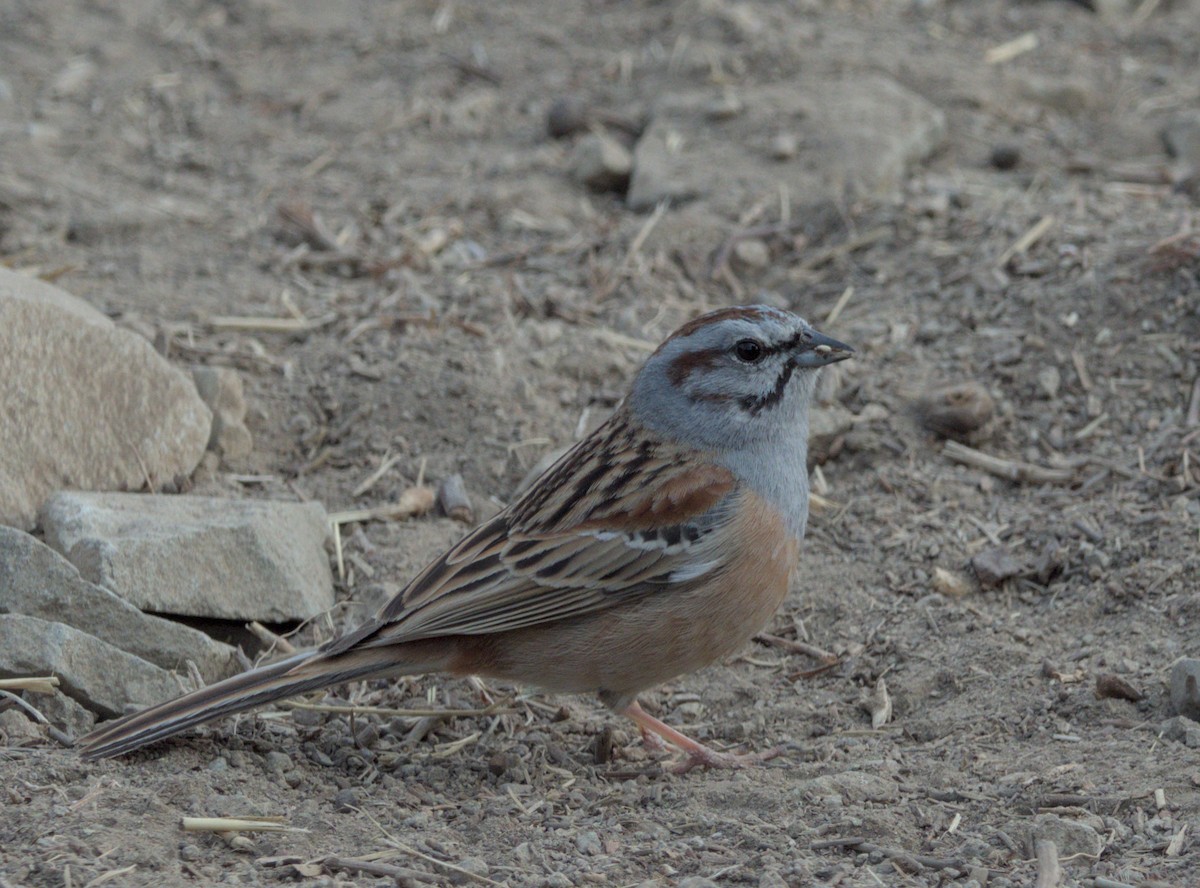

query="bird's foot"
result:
[621,700,788,774]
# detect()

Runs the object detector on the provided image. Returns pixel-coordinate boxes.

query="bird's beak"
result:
[794,328,854,368]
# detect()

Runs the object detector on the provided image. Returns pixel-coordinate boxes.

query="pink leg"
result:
[620,700,786,774]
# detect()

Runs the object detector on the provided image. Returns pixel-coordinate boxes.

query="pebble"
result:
[547,96,590,139]
[264,750,293,774]
[332,788,359,813]
[1169,658,1200,721]
[678,878,721,888]
[914,381,995,439]
[568,133,632,193]
[990,143,1021,170]
[770,133,799,160]
[971,546,1023,588]
[575,831,602,855]
[732,238,771,268]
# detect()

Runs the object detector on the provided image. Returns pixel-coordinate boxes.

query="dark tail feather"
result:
[78,647,419,759]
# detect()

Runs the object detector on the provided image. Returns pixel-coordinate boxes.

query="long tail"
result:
[78,646,429,759]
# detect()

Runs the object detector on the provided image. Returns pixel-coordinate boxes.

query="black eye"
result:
[734,338,765,363]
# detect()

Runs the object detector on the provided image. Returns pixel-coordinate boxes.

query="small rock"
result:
[0,268,211,530]
[1019,77,1093,115]
[1028,814,1102,859]
[332,788,359,812]
[990,143,1021,170]
[1161,114,1200,169]
[0,708,43,745]
[758,871,788,888]
[50,57,98,99]
[569,133,632,193]
[706,91,743,121]
[264,751,293,774]
[543,874,572,888]
[192,367,253,461]
[808,404,855,465]
[0,614,178,716]
[1162,715,1200,748]
[932,566,972,598]
[1170,658,1200,721]
[0,526,241,682]
[1095,673,1144,703]
[732,238,770,269]
[1038,366,1061,399]
[575,831,602,855]
[547,96,589,139]
[40,492,334,622]
[914,381,995,439]
[971,545,1022,588]
[451,858,490,885]
[32,691,96,739]
[770,133,799,160]
[208,756,229,773]
[678,878,720,888]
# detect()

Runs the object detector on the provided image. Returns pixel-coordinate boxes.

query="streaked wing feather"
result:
[331,410,737,650]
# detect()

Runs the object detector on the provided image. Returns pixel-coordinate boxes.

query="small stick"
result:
[0,676,59,694]
[322,857,438,884]
[247,621,297,655]
[329,486,436,525]
[755,633,838,664]
[182,816,304,834]
[352,452,401,497]
[998,214,1055,266]
[943,440,1075,484]
[985,31,1039,65]
[1185,375,1200,428]
[1035,839,1062,888]
[824,285,855,326]
[208,315,336,333]
[437,473,475,523]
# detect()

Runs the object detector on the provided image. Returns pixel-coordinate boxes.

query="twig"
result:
[810,837,969,872]
[182,816,305,834]
[322,857,438,884]
[1035,839,1062,888]
[825,285,855,326]
[247,621,297,655]
[755,633,837,664]
[0,676,60,694]
[329,486,436,525]
[794,226,890,273]
[437,473,475,523]
[352,452,402,498]
[943,440,1075,484]
[985,32,1039,65]
[1185,375,1200,428]
[208,314,337,334]
[999,215,1055,266]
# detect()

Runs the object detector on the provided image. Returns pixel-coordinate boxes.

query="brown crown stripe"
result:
[666,346,726,386]
[663,306,769,345]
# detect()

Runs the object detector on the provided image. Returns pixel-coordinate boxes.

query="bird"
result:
[79,304,853,772]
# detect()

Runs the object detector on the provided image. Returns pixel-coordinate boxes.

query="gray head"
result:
[627,305,853,454]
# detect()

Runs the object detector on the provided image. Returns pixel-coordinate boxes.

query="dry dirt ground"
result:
[2,1,1200,886]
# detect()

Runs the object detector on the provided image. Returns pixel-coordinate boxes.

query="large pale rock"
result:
[0,268,212,529]
[0,526,241,683]
[0,614,179,717]
[40,492,334,622]
[628,76,945,212]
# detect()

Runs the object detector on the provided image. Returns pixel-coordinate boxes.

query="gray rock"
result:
[972,546,1023,589]
[192,367,253,461]
[1170,658,1200,721]
[0,614,179,716]
[1024,814,1103,859]
[627,77,945,212]
[40,492,334,621]
[1162,715,1200,748]
[30,691,96,740]
[0,708,43,745]
[0,526,241,683]
[1162,114,1200,169]
[0,268,212,530]
[568,133,632,193]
